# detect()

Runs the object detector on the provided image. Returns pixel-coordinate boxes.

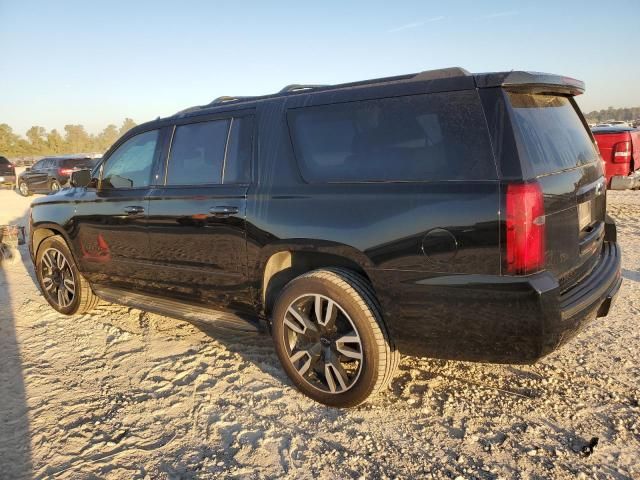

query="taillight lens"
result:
[505,182,545,275]
[613,141,631,163]
[59,168,74,176]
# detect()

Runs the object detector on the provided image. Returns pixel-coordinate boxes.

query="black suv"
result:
[29,68,622,407]
[0,156,16,189]
[18,155,96,196]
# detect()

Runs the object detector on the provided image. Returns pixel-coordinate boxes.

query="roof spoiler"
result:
[475,71,585,96]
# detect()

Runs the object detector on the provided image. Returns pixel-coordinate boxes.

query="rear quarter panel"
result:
[247,97,502,354]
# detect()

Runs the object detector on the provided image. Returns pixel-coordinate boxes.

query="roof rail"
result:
[279,84,327,94]
[412,67,470,81]
[208,95,256,105]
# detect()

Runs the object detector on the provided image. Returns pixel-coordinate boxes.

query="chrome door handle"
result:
[124,205,145,215]
[209,206,239,217]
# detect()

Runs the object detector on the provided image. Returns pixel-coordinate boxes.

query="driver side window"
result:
[32,159,46,171]
[101,130,159,189]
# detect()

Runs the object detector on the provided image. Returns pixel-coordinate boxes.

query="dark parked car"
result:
[0,156,17,189]
[29,68,621,407]
[18,155,97,196]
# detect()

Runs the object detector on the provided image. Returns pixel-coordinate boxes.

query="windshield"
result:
[507,92,598,176]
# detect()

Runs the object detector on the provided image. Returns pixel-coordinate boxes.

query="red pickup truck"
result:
[592,126,640,189]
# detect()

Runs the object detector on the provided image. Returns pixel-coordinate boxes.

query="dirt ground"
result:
[0,183,639,479]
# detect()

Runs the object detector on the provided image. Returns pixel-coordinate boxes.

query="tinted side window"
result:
[102,130,159,189]
[166,120,230,185]
[0,156,9,165]
[32,159,48,170]
[223,117,253,184]
[287,91,496,182]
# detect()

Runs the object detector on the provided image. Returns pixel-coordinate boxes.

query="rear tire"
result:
[272,268,399,407]
[50,180,61,193]
[35,235,99,315]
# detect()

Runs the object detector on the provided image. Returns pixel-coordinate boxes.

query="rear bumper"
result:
[610,170,640,190]
[0,174,16,185]
[373,242,622,364]
[540,241,621,357]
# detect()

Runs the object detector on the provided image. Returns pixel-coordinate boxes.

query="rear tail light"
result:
[505,182,545,275]
[59,168,74,176]
[613,141,631,163]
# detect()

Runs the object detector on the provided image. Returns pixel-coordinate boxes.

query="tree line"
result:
[583,106,640,124]
[0,119,137,158]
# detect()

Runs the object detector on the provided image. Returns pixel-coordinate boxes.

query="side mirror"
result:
[71,169,92,187]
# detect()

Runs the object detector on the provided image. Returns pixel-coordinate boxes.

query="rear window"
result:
[287,91,496,183]
[0,156,9,165]
[61,157,94,168]
[507,92,598,176]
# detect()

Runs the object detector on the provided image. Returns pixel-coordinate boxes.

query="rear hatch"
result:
[506,92,605,289]
[0,157,15,175]
[60,157,95,175]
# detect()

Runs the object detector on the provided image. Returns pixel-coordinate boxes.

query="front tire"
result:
[35,235,99,315]
[272,268,399,407]
[18,181,31,196]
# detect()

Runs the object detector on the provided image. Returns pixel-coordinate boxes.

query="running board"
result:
[92,285,260,333]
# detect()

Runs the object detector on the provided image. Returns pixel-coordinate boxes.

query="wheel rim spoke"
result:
[57,286,66,307]
[289,349,312,376]
[56,251,66,270]
[335,332,363,360]
[42,252,53,270]
[324,353,349,393]
[285,307,318,336]
[63,277,75,295]
[314,295,336,327]
[42,276,54,291]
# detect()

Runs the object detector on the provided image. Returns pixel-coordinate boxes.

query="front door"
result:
[23,158,51,191]
[71,128,164,288]
[147,115,254,311]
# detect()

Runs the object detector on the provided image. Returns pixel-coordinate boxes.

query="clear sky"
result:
[1,0,639,136]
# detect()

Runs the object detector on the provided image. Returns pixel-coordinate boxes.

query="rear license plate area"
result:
[578,200,593,231]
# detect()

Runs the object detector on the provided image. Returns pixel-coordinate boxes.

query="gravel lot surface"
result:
[1,186,638,479]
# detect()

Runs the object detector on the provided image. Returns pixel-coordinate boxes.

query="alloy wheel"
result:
[19,182,28,195]
[40,248,76,308]
[283,294,363,394]
[51,181,60,193]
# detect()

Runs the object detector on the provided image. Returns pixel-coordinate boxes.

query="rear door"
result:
[146,113,254,311]
[505,92,605,287]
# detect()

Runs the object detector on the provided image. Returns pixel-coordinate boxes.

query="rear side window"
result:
[0,157,9,165]
[507,92,598,176]
[166,120,230,185]
[287,91,496,182]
